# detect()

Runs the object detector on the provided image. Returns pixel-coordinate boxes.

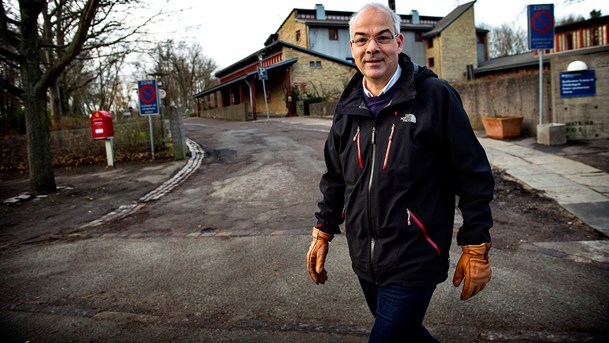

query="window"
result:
[565,32,573,50]
[296,30,301,42]
[427,39,434,49]
[592,27,600,46]
[309,61,322,68]
[329,28,338,40]
[415,32,423,42]
[428,58,435,67]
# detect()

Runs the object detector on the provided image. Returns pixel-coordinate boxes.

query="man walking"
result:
[306,3,494,342]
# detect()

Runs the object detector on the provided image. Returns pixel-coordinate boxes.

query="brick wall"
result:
[425,7,477,82]
[440,8,477,82]
[277,11,308,49]
[284,48,356,101]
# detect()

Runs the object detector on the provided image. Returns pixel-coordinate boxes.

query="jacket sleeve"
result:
[443,83,494,246]
[314,119,346,235]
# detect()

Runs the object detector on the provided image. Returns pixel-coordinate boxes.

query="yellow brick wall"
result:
[440,8,477,82]
[276,11,308,49]
[426,39,440,76]
[283,48,356,101]
[425,7,477,82]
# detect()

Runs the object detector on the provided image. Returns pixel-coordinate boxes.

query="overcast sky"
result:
[148,0,608,69]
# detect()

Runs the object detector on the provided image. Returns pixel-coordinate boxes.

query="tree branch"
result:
[37,0,101,92]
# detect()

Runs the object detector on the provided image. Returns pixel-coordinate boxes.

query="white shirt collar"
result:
[363,65,402,97]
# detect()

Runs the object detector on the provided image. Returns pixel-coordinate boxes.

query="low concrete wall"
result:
[201,103,248,121]
[453,73,552,135]
[309,101,337,118]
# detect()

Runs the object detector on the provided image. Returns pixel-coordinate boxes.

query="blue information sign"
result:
[528,4,554,50]
[138,80,159,115]
[560,70,596,98]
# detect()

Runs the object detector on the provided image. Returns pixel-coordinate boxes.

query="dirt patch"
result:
[489,168,604,250]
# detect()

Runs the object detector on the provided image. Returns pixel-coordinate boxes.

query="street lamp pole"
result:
[258,54,270,121]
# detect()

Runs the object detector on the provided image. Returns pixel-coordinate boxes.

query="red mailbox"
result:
[91,110,114,140]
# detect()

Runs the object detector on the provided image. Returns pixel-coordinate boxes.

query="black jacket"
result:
[315,54,494,287]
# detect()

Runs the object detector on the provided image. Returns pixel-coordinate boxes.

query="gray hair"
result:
[349,3,402,38]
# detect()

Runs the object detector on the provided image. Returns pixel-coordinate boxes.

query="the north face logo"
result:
[400,113,416,124]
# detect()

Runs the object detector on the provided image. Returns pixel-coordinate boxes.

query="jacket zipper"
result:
[407,209,441,256]
[382,124,395,170]
[353,126,363,169]
[368,126,377,282]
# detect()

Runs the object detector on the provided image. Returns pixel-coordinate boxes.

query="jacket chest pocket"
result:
[341,125,367,184]
[378,123,424,180]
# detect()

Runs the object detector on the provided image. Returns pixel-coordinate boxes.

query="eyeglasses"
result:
[351,33,398,47]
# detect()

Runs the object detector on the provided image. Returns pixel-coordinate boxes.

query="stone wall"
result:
[284,48,355,101]
[440,8,477,82]
[276,11,308,49]
[426,6,477,82]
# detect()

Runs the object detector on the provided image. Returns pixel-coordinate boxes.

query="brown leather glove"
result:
[306,227,334,285]
[453,243,492,300]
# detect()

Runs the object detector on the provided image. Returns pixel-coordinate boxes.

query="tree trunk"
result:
[23,88,56,195]
[20,0,57,195]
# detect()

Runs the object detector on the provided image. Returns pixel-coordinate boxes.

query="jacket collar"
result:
[336,54,418,117]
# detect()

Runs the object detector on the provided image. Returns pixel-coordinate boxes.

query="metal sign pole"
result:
[538,50,543,126]
[148,115,155,160]
[257,55,270,121]
[262,79,269,121]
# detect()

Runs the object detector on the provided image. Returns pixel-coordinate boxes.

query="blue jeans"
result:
[358,277,439,343]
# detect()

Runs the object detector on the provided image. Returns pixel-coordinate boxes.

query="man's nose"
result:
[366,39,380,52]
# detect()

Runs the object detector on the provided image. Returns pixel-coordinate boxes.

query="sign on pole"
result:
[528,4,554,127]
[528,4,554,50]
[258,66,268,81]
[138,79,159,159]
[560,70,596,98]
[138,80,159,115]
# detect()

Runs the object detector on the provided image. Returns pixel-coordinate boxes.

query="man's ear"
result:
[397,33,404,53]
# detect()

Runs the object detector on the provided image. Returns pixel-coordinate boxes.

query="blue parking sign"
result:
[138,80,159,115]
[528,4,554,50]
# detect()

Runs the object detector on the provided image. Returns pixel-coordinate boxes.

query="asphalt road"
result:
[1,117,608,342]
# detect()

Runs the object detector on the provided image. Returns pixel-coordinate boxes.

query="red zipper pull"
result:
[353,126,363,169]
[382,124,395,170]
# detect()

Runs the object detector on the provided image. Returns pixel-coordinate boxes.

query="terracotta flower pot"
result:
[481,116,523,140]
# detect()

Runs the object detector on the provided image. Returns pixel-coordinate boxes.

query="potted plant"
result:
[481,115,523,140]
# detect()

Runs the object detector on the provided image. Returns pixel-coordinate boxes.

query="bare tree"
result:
[0,0,167,194]
[151,40,217,114]
[489,23,528,58]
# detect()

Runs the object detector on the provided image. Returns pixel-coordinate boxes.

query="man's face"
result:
[350,8,403,87]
